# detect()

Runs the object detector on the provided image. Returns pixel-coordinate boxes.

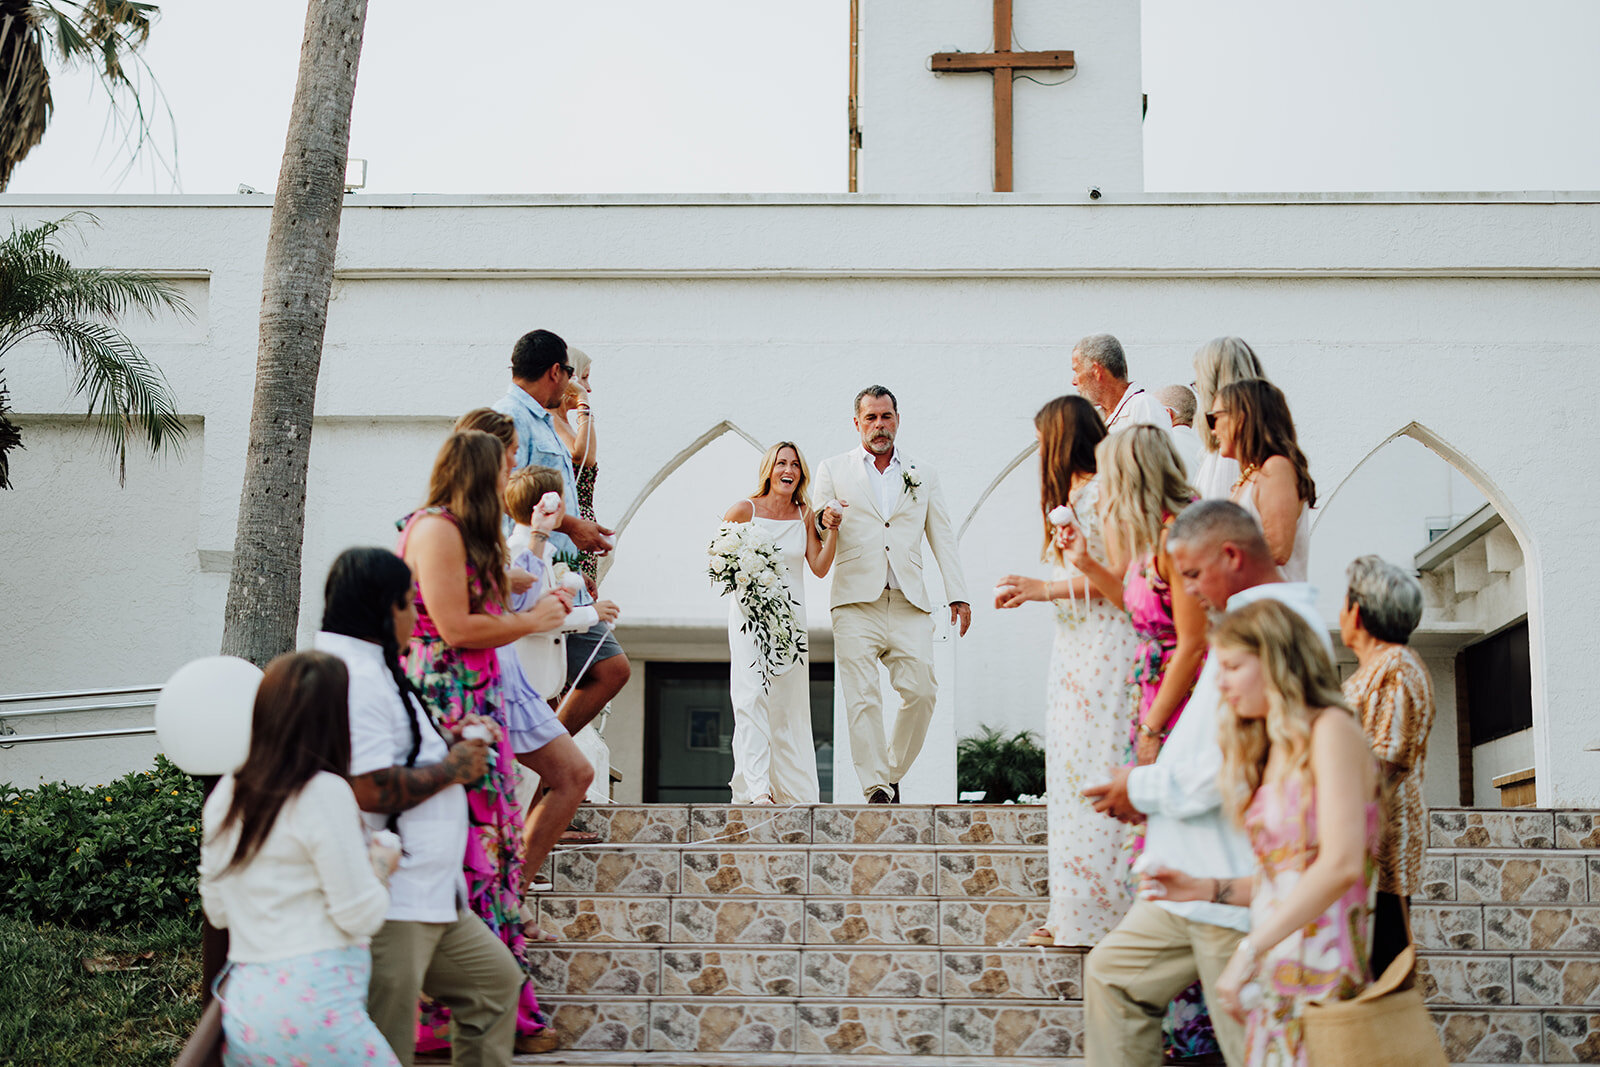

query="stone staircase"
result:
[512,803,1600,1065]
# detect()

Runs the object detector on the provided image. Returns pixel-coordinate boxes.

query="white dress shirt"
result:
[1169,423,1203,481]
[1124,580,1328,931]
[1105,383,1170,432]
[861,445,903,590]
[315,630,469,924]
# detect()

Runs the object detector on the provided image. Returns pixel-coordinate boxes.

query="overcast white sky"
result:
[8,0,1600,196]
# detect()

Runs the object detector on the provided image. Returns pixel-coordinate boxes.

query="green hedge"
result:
[0,756,203,928]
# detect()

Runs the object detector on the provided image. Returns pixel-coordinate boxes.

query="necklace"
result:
[1232,463,1260,494]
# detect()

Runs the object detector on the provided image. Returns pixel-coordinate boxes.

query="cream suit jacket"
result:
[811,449,969,614]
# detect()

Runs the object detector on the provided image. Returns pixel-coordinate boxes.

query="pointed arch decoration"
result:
[598,419,765,581]
[957,440,1038,543]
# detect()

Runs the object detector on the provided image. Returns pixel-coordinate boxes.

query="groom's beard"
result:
[865,433,894,454]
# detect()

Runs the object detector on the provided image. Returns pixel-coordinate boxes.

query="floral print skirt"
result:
[218,946,399,1067]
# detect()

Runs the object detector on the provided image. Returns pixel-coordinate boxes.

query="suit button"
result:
[884,522,890,528]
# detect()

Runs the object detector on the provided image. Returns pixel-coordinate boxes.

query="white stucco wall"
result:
[1,194,1597,805]
[859,0,1143,194]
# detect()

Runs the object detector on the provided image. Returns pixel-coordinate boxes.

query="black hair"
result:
[510,329,569,382]
[321,547,432,776]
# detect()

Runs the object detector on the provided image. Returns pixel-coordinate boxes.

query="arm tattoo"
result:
[355,761,456,814]
[1213,878,1235,905]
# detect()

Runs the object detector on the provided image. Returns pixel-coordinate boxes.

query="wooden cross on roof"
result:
[931,0,1075,193]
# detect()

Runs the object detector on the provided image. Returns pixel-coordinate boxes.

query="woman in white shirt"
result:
[200,651,400,1066]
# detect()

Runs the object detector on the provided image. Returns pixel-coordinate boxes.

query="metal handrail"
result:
[0,684,160,705]
[1,726,157,746]
[0,699,158,720]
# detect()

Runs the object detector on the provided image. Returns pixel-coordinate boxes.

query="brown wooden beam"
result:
[931,50,1074,72]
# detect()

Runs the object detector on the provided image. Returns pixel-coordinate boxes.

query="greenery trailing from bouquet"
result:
[708,520,806,689]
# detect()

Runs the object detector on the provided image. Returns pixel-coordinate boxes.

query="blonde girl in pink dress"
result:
[1139,599,1381,1067]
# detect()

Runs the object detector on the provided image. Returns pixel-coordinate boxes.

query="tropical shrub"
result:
[956,725,1046,803]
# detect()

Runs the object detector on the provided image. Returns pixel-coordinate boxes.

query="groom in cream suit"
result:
[812,386,971,803]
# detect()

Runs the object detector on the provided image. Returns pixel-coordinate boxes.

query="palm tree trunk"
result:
[221,0,367,666]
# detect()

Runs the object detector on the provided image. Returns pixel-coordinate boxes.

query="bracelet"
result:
[1137,722,1159,739]
[531,531,550,541]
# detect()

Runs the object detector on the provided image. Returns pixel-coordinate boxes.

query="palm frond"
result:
[0,213,189,486]
[0,2,53,190]
[0,374,22,489]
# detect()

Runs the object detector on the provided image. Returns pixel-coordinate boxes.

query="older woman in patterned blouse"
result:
[1339,554,1435,977]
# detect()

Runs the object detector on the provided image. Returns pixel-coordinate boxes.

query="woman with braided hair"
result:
[316,546,536,1065]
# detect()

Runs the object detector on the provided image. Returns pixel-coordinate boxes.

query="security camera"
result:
[1088,187,1103,200]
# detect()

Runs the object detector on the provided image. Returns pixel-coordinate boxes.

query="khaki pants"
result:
[368,910,523,1067]
[1083,900,1248,1067]
[832,588,937,796]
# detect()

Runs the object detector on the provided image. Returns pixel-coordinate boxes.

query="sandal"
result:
[527,924,559,943]
[750,793,775,805]
[558,827,600,845]
[1024,927,1055,947]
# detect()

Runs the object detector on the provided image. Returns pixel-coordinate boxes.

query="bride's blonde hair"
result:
[1096,426,1196,561]
[1213,599,1351,826]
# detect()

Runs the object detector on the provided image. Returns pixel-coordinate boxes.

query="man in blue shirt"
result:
[492,330,630,738]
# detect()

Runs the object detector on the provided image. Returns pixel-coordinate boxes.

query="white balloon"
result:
[155,656,262,775]
[559,571,586,594]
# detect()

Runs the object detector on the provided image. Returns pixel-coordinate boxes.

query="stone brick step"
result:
[1430,809,1600,851]
[533,895,1055,948]
[568,804,1046,847]
[1420,952,1600,1007]
[1422,850,1599,905]
[529,998,1600,1061]
[543,844,1049,899]
[1414,903,1600,953]
[525,944,1081,1001]
[536,997,1083,1058]
[513,1054,1077,1067]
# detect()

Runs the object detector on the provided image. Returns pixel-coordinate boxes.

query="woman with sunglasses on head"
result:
[199,651,400,1066]
[1209,379,1316,582]
[1139,599,1382,1067]
[317,546,525,1067]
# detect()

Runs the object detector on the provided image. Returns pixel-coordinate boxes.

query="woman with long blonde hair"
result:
[1139,599,1381,1067]
[1191,337,1266,499]
[996,396,1139,949]
[719,440,837,803]
[398,429,572,1055]
[1060,424,1215,1057]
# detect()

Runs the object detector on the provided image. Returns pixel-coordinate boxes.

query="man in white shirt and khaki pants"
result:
[1079,501,1331,1067]
[812,386,970,804]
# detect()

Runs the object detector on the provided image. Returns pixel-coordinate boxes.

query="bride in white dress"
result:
[721,442,838,804]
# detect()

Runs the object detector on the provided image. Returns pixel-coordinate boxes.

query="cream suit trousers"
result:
[1083,900,1247,1067]
[832,588,937,796]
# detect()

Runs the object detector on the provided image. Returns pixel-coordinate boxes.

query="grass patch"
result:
[0,915,202,1067]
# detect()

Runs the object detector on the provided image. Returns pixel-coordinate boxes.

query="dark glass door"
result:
[645,661,833,803]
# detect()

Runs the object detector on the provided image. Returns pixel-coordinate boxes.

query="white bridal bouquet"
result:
[707,521,807,689]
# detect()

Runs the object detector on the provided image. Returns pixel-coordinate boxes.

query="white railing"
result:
[0,685,160,746]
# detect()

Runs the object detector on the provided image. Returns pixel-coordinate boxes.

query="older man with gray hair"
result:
[1339,554,1435,980]
[1071,333,1170,431]
[1157,383,1202,476]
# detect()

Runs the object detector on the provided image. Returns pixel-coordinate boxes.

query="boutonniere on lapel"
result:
[902,468,921,502]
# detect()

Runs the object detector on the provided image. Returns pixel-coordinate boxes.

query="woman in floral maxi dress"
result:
[997,397,1138,947]
[398,430,576,1057]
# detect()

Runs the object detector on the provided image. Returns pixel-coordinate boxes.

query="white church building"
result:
[2,1,1594,811]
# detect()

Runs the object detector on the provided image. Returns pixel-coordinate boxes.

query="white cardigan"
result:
[200,771,389,963]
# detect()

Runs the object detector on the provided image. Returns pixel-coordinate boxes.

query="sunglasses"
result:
[1205,409,1226,430]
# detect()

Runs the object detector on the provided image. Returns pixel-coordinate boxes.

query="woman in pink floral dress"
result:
[997,396,1138,948]
[399,429,574,1056]
[1141,599,1382,1067]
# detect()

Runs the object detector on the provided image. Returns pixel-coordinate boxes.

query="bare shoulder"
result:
[1259,455,1297,480]
[722,499,755,523]
[1312,706,1369,752]
[407,512,464,549]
